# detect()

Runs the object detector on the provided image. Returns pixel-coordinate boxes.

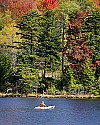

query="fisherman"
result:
[39,101,46,107]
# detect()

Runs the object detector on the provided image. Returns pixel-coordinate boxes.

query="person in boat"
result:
[39,101,46,107]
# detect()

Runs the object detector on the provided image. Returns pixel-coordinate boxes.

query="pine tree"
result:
[36,11,61,77]
[81,61,95,93]
[0,51,13,92]
[16,10,61,91]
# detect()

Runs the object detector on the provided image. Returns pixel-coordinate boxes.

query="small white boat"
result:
[34,105,55,110]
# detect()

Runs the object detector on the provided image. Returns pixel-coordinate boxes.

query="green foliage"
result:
[82,8,100,60]
[0,12,4,30]
[93,76,100,95]
[57,68,76,91]
[15,57,39,94]
[81,61,95,93]
[0,51,13,92]
[48,85,59,94]
[0,0,100,95]
[17,11,41,41]
[36,11,61,72]
[17,10,61,77]
[57,0,81,22]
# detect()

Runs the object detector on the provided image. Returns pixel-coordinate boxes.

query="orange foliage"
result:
[35,0,48,15]
[35,0,59,15]
[44,0,59,10]
[0,0,59,17]
[90,0,100,10]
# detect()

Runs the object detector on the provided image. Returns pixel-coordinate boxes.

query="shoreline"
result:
[0,93,100,99]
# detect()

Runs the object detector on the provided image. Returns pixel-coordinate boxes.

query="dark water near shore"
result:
[0,98,100,125]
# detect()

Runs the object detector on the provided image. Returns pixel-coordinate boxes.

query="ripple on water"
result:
[0,98,100,125]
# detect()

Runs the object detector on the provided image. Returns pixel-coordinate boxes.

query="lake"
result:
[0,98,100,125]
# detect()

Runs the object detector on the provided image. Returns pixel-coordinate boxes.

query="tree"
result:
[81,8,100,79]
[6,0,37,19]
[36,0,59,15]
[0,51,13,92]
[63,10,94,77]
[0,10,21,45]
[0,12,4,30]
[36,11,61,77]
[82,8,100,60]
[54,0,81,74]
[16,10,61,92]
[16,11,43,68]
[81,61,95,93]
[19,67,39,94]
[60,9,98,94]
[0,0,59,18]
[57,67,76,92]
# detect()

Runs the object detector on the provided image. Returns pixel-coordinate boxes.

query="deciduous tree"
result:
[0,0,59,18]
[63,10,94,76]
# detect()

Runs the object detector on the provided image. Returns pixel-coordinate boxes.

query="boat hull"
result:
[34,106,55,110]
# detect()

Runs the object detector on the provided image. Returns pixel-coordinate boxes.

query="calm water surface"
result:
[0,98,100,125]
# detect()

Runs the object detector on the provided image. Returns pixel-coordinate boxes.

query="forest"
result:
[0,0,100,96]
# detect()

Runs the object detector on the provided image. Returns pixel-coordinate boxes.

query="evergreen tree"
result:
[81,61,95,93]
[81,8,100,79]
[36,11,61,77]
[0,51,13,92]
[57,67,76,92]
[82,8,100,60]
[16,10,61,91]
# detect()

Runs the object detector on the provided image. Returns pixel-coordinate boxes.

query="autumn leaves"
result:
[0,0,59,18]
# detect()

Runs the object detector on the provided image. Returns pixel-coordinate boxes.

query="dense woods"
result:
[0,0,100,95]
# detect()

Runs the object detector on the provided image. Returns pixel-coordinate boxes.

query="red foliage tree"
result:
[0,0,59,18]
[63,10,95,77]
[44,0,59,10]
[35,0,59,15]
[0,0,5,4]
[6,0,36,18]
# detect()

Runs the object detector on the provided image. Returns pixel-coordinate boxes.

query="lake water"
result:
[0,98,100,125]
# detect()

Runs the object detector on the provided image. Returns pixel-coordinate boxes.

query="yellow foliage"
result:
[0,11,21,45]
[0,24,21,45]
[35,0,48,15]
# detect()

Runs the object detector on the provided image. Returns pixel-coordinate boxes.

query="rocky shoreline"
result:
[0,93,100,99]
